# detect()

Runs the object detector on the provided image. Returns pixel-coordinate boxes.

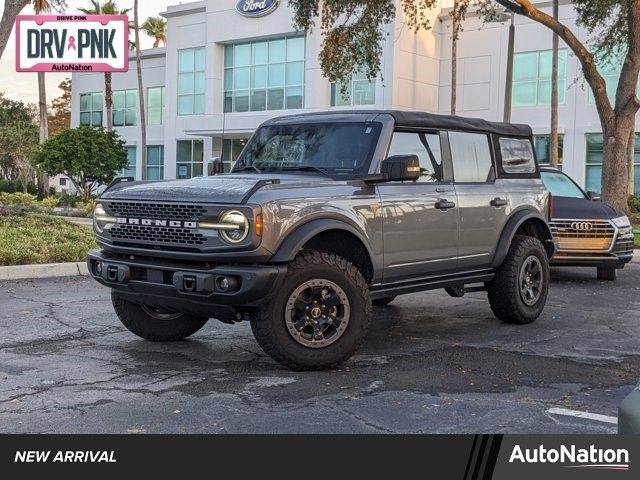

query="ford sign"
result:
[235,0,279,18]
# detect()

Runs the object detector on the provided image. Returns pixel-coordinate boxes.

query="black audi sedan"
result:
[540,167,634,280]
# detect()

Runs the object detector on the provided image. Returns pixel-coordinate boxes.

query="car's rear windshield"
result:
[541,171,586,199]
[233,122,382,177]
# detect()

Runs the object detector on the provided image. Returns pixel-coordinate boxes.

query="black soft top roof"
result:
[390,110,531,137]
[266,110,532,137]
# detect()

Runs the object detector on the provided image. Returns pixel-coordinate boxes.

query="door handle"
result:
[435,199,456,210]
[490,197,508,208]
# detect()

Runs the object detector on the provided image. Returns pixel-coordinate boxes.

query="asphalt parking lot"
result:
[1,260,639,434]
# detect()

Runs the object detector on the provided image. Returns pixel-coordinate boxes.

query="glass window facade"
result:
[331,71,376,107]
[120,146,136,177]
[176,139,204,179]
[534,134,564,166]
[178,47,206,115]
[512,50,567,107]
[79,92,103,126]
[113,89,137,126]
[222,138,248,173]
[146,146,164,180]
[224,37,305,113]
[148,87,165,125]
[586,133,640,194]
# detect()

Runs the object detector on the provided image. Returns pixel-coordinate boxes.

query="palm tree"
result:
[79,1,131,132]
[549,0,559,168]
[141,16,166,48]
[34,0,50,197]
[134,0,147,179]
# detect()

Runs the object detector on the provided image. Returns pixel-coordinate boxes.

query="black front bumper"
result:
[87,249,288,319]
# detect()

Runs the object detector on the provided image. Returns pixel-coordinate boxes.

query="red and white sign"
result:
[16,15,129,73]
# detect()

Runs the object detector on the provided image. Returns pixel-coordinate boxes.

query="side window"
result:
[387,131,444,183]
[449,131,493,183]
[499,137,536,174]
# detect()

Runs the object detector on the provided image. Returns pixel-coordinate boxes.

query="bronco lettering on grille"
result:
[115,218,198,228]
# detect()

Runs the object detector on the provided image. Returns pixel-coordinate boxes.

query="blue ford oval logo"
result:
[235,0,279,18]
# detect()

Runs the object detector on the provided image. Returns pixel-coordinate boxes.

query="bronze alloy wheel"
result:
[284,279,351,349]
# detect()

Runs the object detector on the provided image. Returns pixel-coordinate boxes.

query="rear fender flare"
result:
[492,209,553,268]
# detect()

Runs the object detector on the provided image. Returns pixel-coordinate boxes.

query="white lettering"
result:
[509,445,525,463]
[243,0,268,12]
[14,451,50,463]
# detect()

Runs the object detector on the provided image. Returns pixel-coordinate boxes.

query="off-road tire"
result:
[487,235,549,325]
[597,267,616,281]
[250,250,371,371]
[372,296,396,307]
[112,290,209,341]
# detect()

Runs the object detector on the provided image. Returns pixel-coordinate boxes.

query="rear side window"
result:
[387,131,444,182]
[449,132,493,183]
[499,137,536,174]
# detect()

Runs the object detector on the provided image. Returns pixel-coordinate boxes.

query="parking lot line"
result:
[547,407,618,425]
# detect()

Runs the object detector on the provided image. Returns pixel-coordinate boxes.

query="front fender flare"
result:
[270,218,374,264]
[492,209,554,268]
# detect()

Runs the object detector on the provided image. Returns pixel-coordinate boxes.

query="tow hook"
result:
[98,263,130,284]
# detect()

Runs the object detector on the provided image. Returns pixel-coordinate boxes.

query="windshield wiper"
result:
[281,166,331,177]
[233,165,262,174]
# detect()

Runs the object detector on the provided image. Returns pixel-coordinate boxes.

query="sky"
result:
[0,0,181,104]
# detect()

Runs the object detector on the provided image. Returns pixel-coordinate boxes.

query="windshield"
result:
[233,122,382,177]
[541,171,586,199]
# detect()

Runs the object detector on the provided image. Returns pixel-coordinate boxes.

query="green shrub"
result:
[0,179,38,195]
[0,192,37,206]
[41,196,61,209]
[58,193,81,207]
[629,195,640,214]
[0,213,96,265]
[76,199,97,217]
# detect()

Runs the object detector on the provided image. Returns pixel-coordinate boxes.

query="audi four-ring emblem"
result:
[571,222,593,231]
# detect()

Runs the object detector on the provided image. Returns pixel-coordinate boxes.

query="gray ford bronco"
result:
[89,111,555,370]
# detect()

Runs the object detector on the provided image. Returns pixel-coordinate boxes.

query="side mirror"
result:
[380,155,421,182]
[208,157,224,176]
[587,191,601,202]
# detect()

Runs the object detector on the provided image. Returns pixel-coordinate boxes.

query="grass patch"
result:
[0,213,96,266]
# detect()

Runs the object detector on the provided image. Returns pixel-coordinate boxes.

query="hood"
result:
[551,196,623,221]
[100,175,288,204]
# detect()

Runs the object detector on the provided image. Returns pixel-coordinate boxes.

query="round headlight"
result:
[219,210,249,244]
[93,204,115,234]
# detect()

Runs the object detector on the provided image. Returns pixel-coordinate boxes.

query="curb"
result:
[0,262,89,281]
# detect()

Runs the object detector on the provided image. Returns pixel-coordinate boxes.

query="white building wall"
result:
[69,0,637,190]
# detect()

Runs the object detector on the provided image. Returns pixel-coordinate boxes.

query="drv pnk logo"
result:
[15,15,128,72]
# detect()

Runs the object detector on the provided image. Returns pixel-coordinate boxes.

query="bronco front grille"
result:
[549,219,615,252]
[109,224,206,245]
[107,201,206,221]
[104,201,210,248]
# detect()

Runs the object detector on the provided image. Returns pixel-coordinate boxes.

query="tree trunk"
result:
[104,72,113,131]
[602,123,633,213]
[628,129,636,196]
[549,0,559,168]
[37,71,49,198]
[450,1,458,115]
[0,0,29,60]
[134,0,147,180]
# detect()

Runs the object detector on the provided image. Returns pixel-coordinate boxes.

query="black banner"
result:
[0,434,637,478]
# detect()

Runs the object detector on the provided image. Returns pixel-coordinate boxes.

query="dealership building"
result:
[68,0,640,194]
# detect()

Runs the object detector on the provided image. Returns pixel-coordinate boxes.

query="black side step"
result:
[369,270,494,300]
